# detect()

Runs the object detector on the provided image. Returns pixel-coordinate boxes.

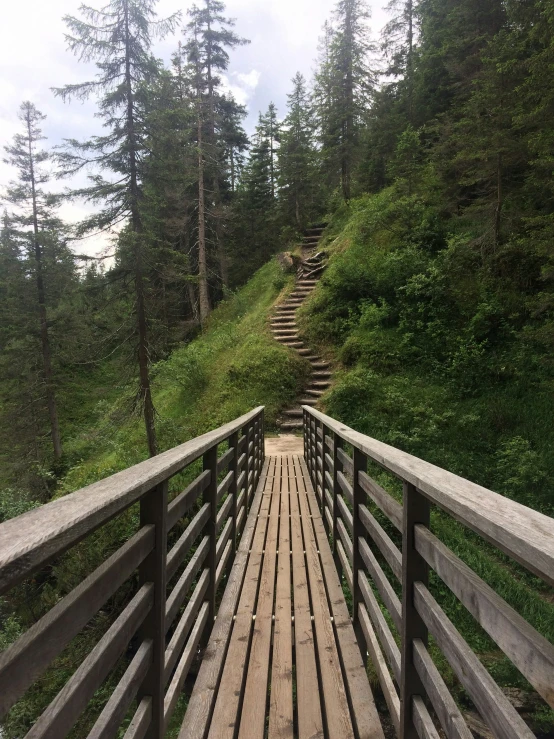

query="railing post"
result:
[137,480,168,739]
[400,481,430,739]
[229,431,239,557]
[244,422,251,510]
[332,433,342,578]
[352,448,367,663]
[203,444,218,638]
[303,408,308,462]
[310,416,317,486]
[321,423,329,528]
[260,409,265,471]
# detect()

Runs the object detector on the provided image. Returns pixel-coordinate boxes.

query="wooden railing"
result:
[0,406,265,739]
[303,405,554,739]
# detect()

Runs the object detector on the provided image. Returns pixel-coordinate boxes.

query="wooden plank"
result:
[298,455,385,739]
[268,468,293,739]
[414,582,535,739]
[216,540,233,587]
[337,540,353,591]
[165,536,209,632]
[168,470,211,531]
[290,462,324,739]
[359,471,402,532]
[216,471,234,505]
[27,584,153,739]
[166,503,210,581]
[295,457,355,739]
[178,459,269,739]
[206,480,272,739]
[217,447,235,475]
[337,447,353,477]
[359,504,402,581]
[337,471,353,505]
[336,493,353,533]
[415,524,554,709]
[123,697,151,739]
[359,538,401,630]
[305,407,554,587]
[359,571,400,680]
[238,484,281,738]
[88,639,152,739]
[164,603,210,728]
[359,603,400,735]
[413,639,472,739]
[0,526,154,718]
[0,407,264,596]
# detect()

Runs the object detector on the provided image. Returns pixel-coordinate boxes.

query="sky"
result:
[0,0,389,257]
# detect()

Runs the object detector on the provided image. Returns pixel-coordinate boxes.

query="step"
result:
[280,341,304,348]
[297,348,315,356]
[271,317,297,324]
[273,332,299,339]
[270,321,297,329]
[279,420,303,431]
[282,409,303,418]
[312,380,331,389]
[310,362,331,369]
[304,388,325,397]
[312,370,331,379]
[299,397,318,406]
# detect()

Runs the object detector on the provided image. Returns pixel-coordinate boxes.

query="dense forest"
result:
[2,0,554,733]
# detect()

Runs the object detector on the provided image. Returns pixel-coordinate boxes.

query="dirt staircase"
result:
[271,225,331,431]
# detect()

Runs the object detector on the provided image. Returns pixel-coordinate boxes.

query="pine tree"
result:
[54,0,180,457]
[3,103,64,461]
[185,0,249,293]
[278,73,319,228]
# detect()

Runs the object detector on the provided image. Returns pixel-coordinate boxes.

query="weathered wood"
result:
[217,446,235,475]
[0,407,264,595]
[359,504,402,581]
[298,456,385,739]
[337,470,353,505]
[358,471,402,532]
[337,539,353,590]
[414,583,535,739]
[164,602,209,728]
[88,639,153,739]
[290,465,324,739]
[165,536,209,632]
[412,696,441,739]
[138,480,168,739]
[337,447,354,477]
[337,517,353,562]
[216,517,233,565]
[268,469,293,739]
[412,639,472,739]
[178,460,268,739]
[0,526,154,718]
[166,503,210,581]
[238,489,280,738]
[204,445,218,635]
[27,584,153,739]
[415,524,554,709]
[400,482,430,739]
[358,538,401,630]
[216,492,233,531]
[359,603,400,735]
[164,570,210,684]
[337,492,353,533]
[167,470,211,532]
[304,406,554,586]
[359,571,400,680]
[216,471,233,504]
[229,431,239,557]
[216,539,233,586]
[352,447,367,661]
[124,697,152,739]
[206,487,271,738]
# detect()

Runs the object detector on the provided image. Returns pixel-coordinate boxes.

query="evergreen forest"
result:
[1,0,554,735]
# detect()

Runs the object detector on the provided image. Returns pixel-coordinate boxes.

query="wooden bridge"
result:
[0,406,553,739]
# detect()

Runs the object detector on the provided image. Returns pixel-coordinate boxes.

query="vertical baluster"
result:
[303,407,308,462]
[310,416,316,486]
[332,433,343,577]
[203,444,218,638]
[352,448,367,662]
[260,409,265,471]
[400,481,430,739]
[137,480,168,739]
[244,422,251,512]
[229,431,239,557]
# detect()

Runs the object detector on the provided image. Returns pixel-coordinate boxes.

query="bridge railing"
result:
[0,406,265,739]
[303,405,554,739]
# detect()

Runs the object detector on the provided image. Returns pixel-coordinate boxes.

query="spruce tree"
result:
[3,103,64,461]
[54,0,180,457]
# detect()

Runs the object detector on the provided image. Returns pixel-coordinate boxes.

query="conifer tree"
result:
[54,0,180,457]
[278,73,319,228]
[3,103,64,461]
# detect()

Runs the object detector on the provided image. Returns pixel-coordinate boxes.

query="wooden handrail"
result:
[304,405,554,585]
[303,405,554,739]
[0,406,264,595]
[0,406,265,738]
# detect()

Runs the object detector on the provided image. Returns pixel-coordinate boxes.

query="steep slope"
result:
[269,226,333,431]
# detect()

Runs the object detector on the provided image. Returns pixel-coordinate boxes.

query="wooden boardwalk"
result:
[182,453,384,739]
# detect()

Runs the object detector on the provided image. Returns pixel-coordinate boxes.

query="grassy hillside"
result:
[298,192,554,731]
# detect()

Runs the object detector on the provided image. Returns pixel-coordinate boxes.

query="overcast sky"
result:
[0,0,389,256]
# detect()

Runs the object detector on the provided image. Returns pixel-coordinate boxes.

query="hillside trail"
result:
[270,225,331,431]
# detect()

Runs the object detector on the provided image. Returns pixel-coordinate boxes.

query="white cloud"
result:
[222,69,261,105]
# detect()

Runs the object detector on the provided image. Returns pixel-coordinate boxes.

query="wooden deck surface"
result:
[182,454,384,739]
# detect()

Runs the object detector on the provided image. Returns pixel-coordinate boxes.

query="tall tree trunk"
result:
[125,0,157,457]
[343,3,354,202]
[26,113,62,461]
[407,0,414,124]
[198,107,210,322]
[494,151,502,252]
